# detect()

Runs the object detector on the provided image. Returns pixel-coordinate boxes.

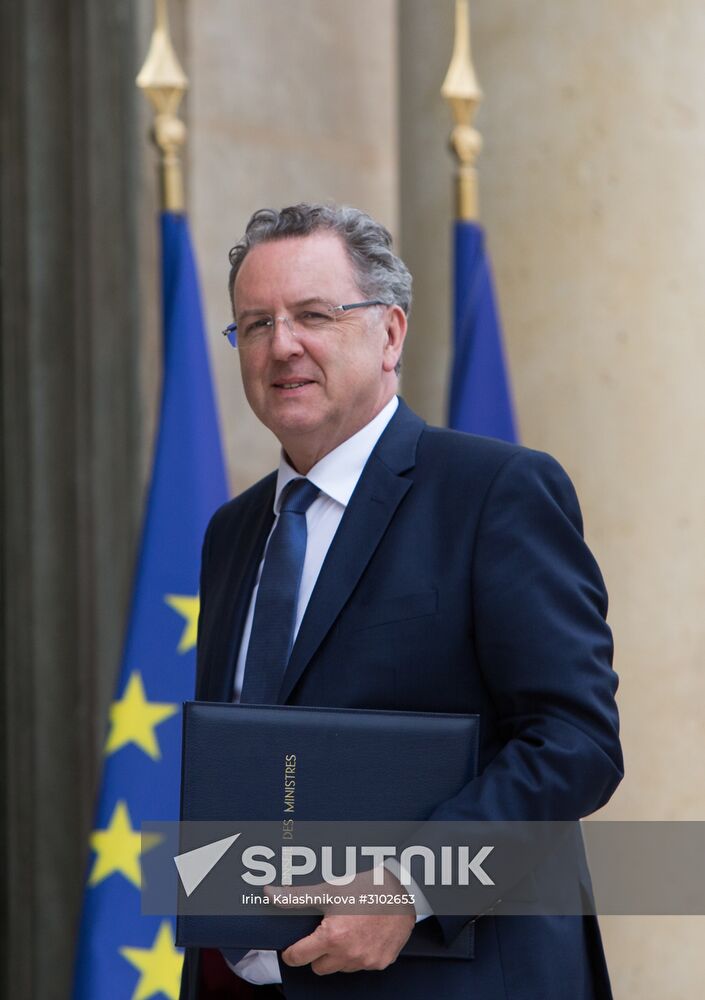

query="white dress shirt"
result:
[230,397,399,985]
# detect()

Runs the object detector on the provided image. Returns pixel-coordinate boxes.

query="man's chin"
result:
[264,409,328,446]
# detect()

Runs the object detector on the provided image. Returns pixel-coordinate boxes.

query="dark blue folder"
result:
[177,702,479,958]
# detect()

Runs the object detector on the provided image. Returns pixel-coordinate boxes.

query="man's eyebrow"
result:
[291,297,332,307]
[237,297,331,319]
[236,306,272,320]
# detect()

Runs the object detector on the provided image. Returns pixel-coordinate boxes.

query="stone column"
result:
[0,1,157,995]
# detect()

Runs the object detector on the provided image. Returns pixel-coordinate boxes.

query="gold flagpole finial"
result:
[441,0,483,221]
[136,0,188,212]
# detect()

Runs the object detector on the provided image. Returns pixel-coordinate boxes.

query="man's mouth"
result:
[272,379,314,390]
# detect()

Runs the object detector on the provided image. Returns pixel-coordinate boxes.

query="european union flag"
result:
[448,219,518,442]
[73,213,228,999]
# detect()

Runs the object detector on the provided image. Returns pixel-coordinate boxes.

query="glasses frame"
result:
[221,299,388,349]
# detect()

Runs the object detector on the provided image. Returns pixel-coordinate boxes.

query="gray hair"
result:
[228,203,412,318]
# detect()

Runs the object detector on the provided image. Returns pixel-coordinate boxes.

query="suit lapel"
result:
[277,400,424,703]
[202,478,276,702]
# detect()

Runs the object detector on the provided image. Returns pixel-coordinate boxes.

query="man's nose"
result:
[270,315,304,358]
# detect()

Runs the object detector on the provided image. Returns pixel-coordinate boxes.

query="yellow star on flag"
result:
[120,919,183,1000]
[105,671,178,760]
[89,800,162,889]
[164,593,199,653]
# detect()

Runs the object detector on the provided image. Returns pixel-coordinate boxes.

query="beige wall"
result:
[400,2,705,995]
[398,2,455,426]
[186,1,705,995]
[187,0,398,493]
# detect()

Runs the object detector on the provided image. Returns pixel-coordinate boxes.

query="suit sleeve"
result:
[430,448,623,940]
[194,512,215,699]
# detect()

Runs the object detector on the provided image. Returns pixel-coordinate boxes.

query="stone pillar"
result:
[0,1,156,995]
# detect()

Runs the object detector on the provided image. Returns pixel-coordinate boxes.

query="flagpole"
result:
[442,2,518,441]
[441,0,483,222]
[136,0,188,213]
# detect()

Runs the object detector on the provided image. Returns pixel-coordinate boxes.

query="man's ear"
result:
[381,305,408,373]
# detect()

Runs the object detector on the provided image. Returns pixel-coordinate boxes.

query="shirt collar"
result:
[274,396,399,512]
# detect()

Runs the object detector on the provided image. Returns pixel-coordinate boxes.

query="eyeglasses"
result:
[222,299,388,349]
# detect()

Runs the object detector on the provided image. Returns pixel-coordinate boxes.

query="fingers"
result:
[263,882,326,913]
[281,914,415,975]
[281,925,328,968]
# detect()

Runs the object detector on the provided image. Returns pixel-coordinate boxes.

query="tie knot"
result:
[279,477,320,515]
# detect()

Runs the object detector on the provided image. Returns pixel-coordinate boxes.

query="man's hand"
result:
[268,866,416,975]
[281,911,415,975]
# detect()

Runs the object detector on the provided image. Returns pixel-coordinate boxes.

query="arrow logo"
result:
[174,833,241,896]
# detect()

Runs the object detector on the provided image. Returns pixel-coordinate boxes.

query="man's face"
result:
[233,232,406,472]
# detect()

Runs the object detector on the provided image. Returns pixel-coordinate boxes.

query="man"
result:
[180,203,622,999]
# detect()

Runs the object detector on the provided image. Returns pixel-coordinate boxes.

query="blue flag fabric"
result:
[448,220,518,442]
[73,213,228,999]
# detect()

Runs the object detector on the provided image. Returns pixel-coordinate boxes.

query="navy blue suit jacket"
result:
[180,399,623,999]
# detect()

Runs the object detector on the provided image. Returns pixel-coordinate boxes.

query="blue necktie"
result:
[222,479,319,972]
[239,477,320,705]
